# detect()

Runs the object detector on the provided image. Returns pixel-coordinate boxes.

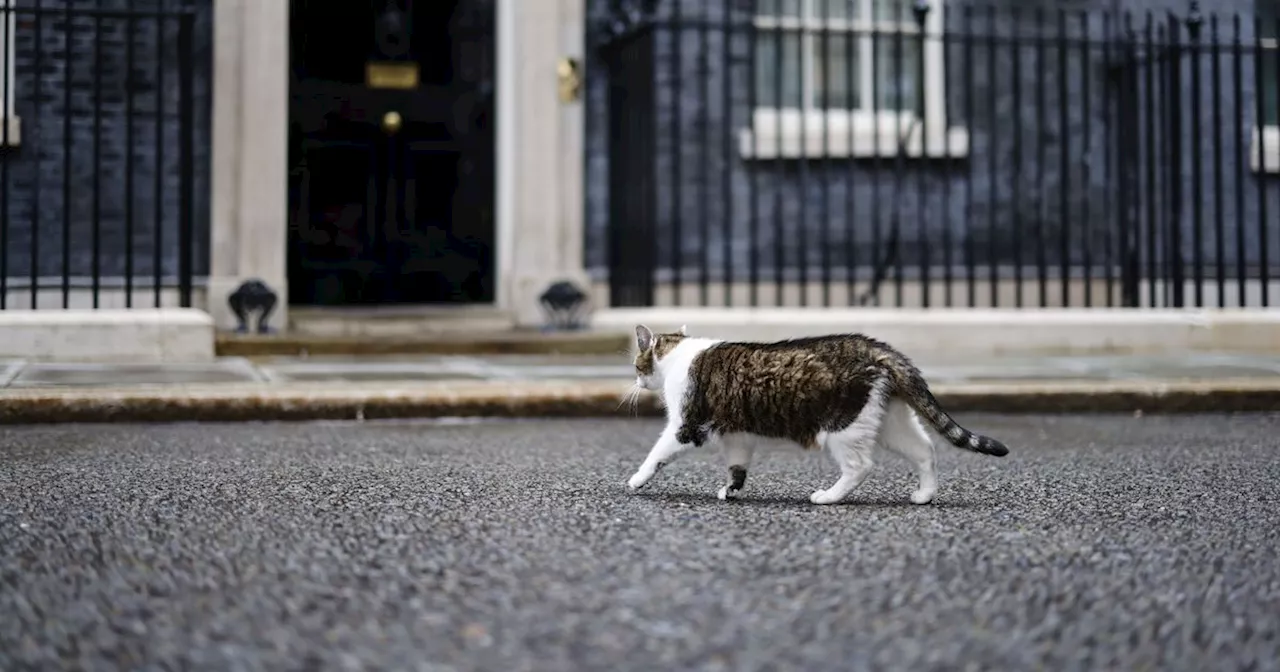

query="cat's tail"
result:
[893,370,1010,457]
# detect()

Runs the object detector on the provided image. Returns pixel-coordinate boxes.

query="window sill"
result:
[1253,125,1280,174]
[738,121,969,161]
[0,116,21,147]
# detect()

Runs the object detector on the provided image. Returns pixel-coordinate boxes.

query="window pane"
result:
[1262,5,1280,39]
[813,34,858,109]
[1263,49,1279,127]
[1259,0,1280,125]
[873,35,921,111]
[1261,6,1280,126]
[757,0,802,18]
[812,0,853,20]
[872,0,913,22]
[755,32,803,109]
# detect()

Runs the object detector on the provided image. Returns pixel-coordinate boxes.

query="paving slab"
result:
[476,353,637,380]
[257,357,493,383]
[5,352,1280,396]
[251,353,1280,386]
[8,358,265,388]
[252,354,634,383]
[916,354,1280,383]
[0,360,24,387]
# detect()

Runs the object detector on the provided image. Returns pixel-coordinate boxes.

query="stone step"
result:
[215,329,632,358]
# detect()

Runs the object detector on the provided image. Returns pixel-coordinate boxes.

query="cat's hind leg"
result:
[717,434,756,501]
[810,383,889,505]
[880,399,939,505]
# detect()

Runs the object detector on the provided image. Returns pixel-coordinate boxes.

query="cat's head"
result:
[633,324,687,391]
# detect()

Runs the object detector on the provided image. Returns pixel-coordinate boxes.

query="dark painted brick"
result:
[585,0,1280,299]
[0,0,211,287]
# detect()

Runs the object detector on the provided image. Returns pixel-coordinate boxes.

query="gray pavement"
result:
[3,351,1280,389]
[3,415,1279,671]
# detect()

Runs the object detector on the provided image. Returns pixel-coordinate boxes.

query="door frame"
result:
[207,0,584,331]
[494,0,515,317]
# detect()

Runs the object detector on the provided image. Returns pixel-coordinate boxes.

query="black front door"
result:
[288,0,495,306]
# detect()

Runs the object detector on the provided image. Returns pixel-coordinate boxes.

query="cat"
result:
[625,324,1010,505]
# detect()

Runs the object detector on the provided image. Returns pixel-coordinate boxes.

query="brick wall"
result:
[0,0,211,289]
[584,0,1280,301]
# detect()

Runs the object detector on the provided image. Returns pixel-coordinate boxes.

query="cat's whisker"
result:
[618,383,643,415]
[616,387,634,411]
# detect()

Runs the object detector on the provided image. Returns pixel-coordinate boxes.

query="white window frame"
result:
[1253,33,1279,173]
[739,0,966,160]
[0,0,19,147]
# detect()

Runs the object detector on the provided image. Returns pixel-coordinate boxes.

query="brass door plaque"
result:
[366,61,420,90]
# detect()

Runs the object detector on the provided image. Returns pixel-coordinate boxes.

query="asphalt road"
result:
[2,414,1279,672]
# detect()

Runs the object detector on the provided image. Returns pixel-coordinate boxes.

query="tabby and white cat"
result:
[625,325,1009,505]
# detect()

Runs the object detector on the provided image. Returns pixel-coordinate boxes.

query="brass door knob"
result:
[382,110,403,134]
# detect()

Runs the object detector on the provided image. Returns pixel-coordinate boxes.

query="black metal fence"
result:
[586,0,1280,309]
[0,2,201,310]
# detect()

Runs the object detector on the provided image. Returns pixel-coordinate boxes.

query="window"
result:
[0,0,18,147]
[740,0,965,159]
[1255,1,1279,172]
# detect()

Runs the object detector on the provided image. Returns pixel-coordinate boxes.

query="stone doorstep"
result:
[0,378,1277,424]
[9,307,1277,364]
[215,330,633,358]
[0,308,215,363]
[216,306,1280,360]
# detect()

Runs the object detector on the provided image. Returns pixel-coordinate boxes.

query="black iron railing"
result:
[0,3,201,310]
[586,0,1280,309]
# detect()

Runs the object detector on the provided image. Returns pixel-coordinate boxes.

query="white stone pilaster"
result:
[497,0,590,328]
[207,0,289,332]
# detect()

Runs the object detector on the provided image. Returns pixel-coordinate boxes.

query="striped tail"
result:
[898,374,1010,457]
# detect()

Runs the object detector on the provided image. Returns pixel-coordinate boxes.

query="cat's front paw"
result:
[627,460,668,491]
[627,470,653,491]
[809,488,843,505]
[717,484,741,501]
[910,487,936,505]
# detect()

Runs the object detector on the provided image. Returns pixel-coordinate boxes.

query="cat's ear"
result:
[635,324,654,351]
[678,324,688,336]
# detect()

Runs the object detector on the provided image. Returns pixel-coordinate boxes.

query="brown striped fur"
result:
[635,329,1009,458]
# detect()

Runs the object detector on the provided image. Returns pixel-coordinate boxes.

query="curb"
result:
[0,378,1277,425]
